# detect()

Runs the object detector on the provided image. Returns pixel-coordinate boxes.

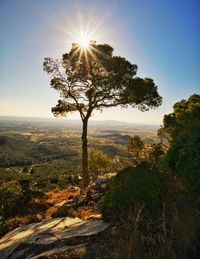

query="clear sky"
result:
[0,0,199,124]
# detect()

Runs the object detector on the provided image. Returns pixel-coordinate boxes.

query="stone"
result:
[0,217,81,259]
[0,217,109,259]
[55,219,110,240]
[25,233,58,245]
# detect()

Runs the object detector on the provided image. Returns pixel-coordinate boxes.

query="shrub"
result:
[101,163,200,257]
[0,180,23,218]
[102,163,163,221]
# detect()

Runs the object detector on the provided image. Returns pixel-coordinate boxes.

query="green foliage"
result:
[96,145,129,157]
[0,181,23,218]
[89,149,111,176]
[89,148,120,179]
[162,94,200,190]
[0,175,44,217]
[101,160,200,257]
[0,134,78,168]
[44,42,162,118]
[148,143,165,163]
[0,178,44,236]
[127,135,143,152]
[127,135,144,164]
[102,163,163,221]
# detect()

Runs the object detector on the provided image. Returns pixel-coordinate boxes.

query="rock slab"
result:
[0,217,109,259]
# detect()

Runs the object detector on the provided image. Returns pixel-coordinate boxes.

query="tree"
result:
[43,41,162,187]
[163,94,200,190]
[89,148,112,178]
[127,135,144,165]
[157,127,167,144]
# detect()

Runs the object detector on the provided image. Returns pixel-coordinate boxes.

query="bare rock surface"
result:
[0,217,109,259]
[55,218,109,240]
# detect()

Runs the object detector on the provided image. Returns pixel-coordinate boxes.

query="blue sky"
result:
[0,0,199,124]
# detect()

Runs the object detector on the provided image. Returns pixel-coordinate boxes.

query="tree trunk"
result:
[82,118,89,188]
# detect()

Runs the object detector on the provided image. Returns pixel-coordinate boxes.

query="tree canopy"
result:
[43,42,162,119]
[163,94,200,190]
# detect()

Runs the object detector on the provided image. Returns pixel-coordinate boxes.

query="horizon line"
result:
[0,115,161,126]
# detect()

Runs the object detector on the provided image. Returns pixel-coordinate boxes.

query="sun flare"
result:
[77,31,90,50]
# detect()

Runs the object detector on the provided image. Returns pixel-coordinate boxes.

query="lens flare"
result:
[77,31,90,50]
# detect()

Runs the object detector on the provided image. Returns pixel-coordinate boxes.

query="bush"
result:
[0,176,44,219]
[102,163,163,221]
[0,180,23,218]
[101,163,200,257]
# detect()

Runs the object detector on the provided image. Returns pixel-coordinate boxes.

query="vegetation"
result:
[0,119,157,236]
[101,166,199,258]
[162,94,200,191]
[0,176,44,234]
[101,94,200,258]
[127,135,144,164]
[126,135,164,166]
[102,163,163,221]
[0,94,199,258]
[44,41,162,187]
[89,148,117,179]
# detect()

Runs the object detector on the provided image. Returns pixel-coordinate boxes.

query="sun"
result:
[77,31,90,50]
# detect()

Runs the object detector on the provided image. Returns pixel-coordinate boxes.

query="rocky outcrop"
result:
[0,216,109,259]
[0,174,115,258]
[52,173,116,218]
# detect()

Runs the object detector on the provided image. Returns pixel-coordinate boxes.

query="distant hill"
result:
[0,116,159,130]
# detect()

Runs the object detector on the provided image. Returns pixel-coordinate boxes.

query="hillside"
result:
[0,95,200,259]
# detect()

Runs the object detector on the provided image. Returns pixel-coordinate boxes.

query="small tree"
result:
[127,135,144,165]
[43,41,162,187]
[89,148,112,178]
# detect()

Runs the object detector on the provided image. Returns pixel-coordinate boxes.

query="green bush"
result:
[102,163,163,221]
[0,176,44,219]
[101,162,200,257]
[0,180,23,218]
